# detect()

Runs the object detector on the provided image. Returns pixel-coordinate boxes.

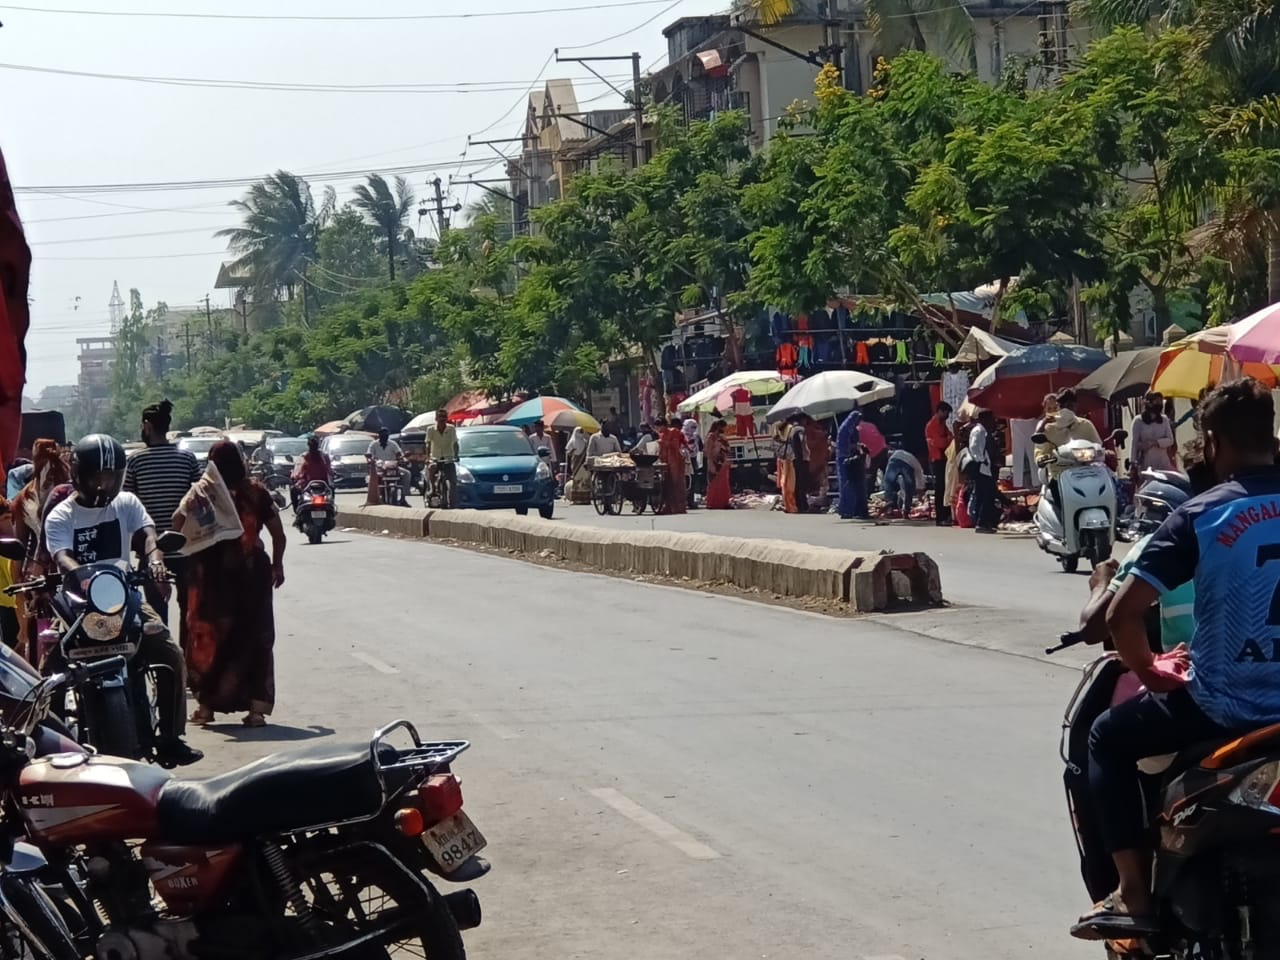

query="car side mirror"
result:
[1031,433,1049,445]
[156,531,187,554]
[0,539,24,561]
[537,446,551,458]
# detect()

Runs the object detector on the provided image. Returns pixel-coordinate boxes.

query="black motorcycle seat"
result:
[155,742,395,844]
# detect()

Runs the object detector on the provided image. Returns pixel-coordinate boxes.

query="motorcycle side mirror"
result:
[1031,433,1049,445]
[156,531,187,554]
[0,539,24,562]
[1111,429,1129,446]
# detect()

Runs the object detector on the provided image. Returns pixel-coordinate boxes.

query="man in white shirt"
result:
[45,434,201,767]
[367,428,409,503]
[586,423,623,459]
[528,420,558,466]
[425,411,460,508]
[967,410,1000,533]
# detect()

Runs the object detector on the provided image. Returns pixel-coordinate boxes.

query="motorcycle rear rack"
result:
[370,720,469,787]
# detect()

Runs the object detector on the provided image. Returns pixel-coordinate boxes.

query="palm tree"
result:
[351,174,416,281]
[217,171,324,323]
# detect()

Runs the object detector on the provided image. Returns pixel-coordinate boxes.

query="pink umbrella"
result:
[1227,304,1280,364]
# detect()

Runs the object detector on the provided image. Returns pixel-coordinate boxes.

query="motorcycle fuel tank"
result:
[18,753,171,845]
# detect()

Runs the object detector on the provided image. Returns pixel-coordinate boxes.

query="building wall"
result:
[741,24,826,142]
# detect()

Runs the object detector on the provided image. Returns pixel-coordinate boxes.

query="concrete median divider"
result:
[336,505,942,612]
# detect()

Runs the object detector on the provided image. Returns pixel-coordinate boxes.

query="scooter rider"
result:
[290,436,333,517]
[1075,379,1280,940]
[43,434,203,768]
[425,410,459,509]
[367,428,410,504]
[1037,388,1102,513]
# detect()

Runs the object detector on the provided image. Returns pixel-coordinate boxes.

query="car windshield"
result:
[328,437,371,457]
[459,431,535,458]
[268,439,308,456]
[178,438,218,453]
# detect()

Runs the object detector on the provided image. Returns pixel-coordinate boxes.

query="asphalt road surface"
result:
[190,526,1096,960]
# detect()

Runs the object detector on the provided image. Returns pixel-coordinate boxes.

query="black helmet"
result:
[71,434,126,508]
[1135,475,1192,532]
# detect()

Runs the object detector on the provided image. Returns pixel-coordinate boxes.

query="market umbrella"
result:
[313,420,347,436]
[1227,302,1280,364]
[1075,348,1163,402]
[343,405,411,434]
[401,411,437,433]
[966,343,1108,419]
[765,371,896,423]
[501,396,600,431]
[1151,325,1280,399]
[676,370,791,415]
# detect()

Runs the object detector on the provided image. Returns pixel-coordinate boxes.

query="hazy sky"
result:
[4,0,725,393]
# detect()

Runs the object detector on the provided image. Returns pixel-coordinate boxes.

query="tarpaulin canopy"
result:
[0,146,30,466]
[951,328,1021,364]
[343,405,411,434]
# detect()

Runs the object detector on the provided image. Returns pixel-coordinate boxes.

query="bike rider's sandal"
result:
[1070,895,1159,941]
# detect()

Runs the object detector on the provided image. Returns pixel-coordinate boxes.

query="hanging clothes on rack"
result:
[854,341,871,366]
[731,387,754,438]
[941,369,970,426]
[776,342,799,378]
[1008,418,1040,488]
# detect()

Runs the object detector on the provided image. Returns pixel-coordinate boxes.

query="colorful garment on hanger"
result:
[934,342,947,367]
[776,342,798,378]
[895,340,909,364]
[855,341,871,366]
[731,387,754,438]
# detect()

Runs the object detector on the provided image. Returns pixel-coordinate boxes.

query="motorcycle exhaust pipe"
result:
[443,889,481,931]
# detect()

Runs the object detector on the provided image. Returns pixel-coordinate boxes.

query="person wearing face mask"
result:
[1073,379,1280,941]
[1130,391,1176,476]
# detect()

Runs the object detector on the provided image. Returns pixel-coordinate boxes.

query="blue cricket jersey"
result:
[1133,467,1280,728]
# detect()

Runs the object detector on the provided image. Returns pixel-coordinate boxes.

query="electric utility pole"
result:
[555,50,645,168]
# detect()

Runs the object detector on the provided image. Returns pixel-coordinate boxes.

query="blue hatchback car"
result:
[454,425,557,519]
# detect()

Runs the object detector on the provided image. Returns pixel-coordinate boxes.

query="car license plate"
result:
[422,811,487,873]
[310,509,327,520]
[493,484,522,494]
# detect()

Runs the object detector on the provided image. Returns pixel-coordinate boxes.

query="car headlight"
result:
[535,461,552,480]
[456,466,475,484]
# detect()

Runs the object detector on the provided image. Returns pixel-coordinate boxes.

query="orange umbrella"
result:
[1151,326,1280,399]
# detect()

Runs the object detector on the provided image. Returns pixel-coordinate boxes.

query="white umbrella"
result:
[402,411,437,433]
[766,371,895,423]
[676,370,791,414]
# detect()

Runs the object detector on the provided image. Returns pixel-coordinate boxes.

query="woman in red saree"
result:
[704,419,732,509]
[179,441,286,727]
[656,418,688,516]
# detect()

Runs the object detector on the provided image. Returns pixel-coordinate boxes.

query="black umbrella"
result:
[1075,348,1163,402]
[343,405,411,434]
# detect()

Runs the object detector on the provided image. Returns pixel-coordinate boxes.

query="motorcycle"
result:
[373,460,408,508]
[296,480,336,546]
[1051,630,1280,958]
[1032,434,1117,573]
[0,658,487,960]
[0,534,185,767]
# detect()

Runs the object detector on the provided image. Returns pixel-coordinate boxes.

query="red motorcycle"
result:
[0,660,489,960]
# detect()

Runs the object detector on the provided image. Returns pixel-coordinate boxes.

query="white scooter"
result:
[1031,434,1116,573]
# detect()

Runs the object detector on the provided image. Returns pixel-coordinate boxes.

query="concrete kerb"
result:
[335,505,943,612]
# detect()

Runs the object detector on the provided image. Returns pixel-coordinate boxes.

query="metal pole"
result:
[432,177,448,236]
[631,51,643,168]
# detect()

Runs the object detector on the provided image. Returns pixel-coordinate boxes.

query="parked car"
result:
[321,432,376,487]
[453,425,556,519]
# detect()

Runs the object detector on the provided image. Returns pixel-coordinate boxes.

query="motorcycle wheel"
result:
[308,527,323,545]
[296,846,466,960]
[1059,554,1080,574]
[83,683,139,760]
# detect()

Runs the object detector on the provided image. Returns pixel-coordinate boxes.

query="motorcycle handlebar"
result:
[1045,630,1086,656]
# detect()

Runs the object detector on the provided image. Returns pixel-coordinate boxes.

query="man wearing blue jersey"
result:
[1073,379,1280,941]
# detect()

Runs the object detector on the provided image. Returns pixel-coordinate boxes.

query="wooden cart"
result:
[589,454,666,515]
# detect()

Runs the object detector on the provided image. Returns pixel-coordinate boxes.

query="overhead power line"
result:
[0,0,675,21]
[0,61,629,95]
[15,157,498,196]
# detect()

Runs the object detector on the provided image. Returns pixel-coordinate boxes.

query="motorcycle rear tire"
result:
[295,845,466,960]
[86,684,140,760]
[308,526,323,545]
[1059,554,1080,574]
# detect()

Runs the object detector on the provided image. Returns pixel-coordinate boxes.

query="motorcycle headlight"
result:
[1071,448,1098,464]
[535,461,552,480]
[456,466,475,484]
[83,612,125,642]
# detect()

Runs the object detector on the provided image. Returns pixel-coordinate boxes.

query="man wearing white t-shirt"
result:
[44,434,202,767]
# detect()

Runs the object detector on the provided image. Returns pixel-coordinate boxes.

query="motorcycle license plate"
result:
[493,484,522,494]
[422,811,487,873]
[310,509,327,520]
[68,643,134,659]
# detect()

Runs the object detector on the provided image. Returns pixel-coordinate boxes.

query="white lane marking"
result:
[471,714,519,740]
[862,955,908,960]
[590,788,720,861]
[349,651,399,675]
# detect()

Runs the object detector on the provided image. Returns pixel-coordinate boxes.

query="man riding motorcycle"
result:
[290,436,333,516]
[367,427,410,503]
[1074,379,1280,941]
[425,409,459,509]
[42,434,202,767]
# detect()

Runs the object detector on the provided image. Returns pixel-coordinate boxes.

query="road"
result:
[191,525,1096,960]
[336,487,1113,659]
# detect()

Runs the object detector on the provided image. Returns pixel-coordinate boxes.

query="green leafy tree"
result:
[351,174,416,281]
